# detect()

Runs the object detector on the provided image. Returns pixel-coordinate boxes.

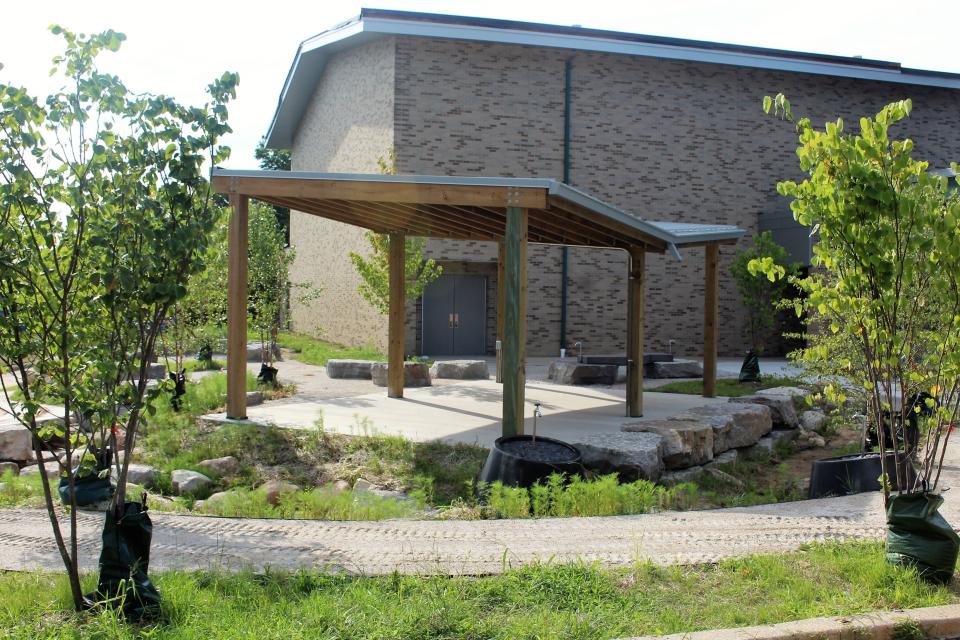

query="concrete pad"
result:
[208,379,728,447]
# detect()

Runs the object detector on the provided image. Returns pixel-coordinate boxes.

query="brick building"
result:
[265,9,960,358]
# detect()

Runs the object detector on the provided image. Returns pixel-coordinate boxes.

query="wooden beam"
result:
[496,240,505,384]
[703,243,720,398]
[212,175,548,209]
[546,196,668,251]
[626,247,645,417]
[226,194,249,419]
[502,206,528,437]
[388,233,405,399]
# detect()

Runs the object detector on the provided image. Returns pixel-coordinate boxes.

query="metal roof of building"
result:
[266,8,960,148]
[211,168,744,255]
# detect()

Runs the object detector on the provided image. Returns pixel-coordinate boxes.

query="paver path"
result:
[3,484,955,575]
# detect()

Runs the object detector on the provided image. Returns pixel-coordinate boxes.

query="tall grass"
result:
[482,474,699,519]
[194,485,423,520]
[277,331,383,366]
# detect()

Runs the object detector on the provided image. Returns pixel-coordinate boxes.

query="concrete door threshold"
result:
[620,603,960,639]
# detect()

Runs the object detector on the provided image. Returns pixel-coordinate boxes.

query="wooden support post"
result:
[388,233,405,399]
[626,247,645,417]
[703,243,719,398]
[496,240,505,384]
[227,194,249,419]
[502,206,527,437]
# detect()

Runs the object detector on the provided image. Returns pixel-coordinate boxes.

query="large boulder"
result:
[259,479,300,506]
[198,456,240,477]
[758,386,812,401]
[326,359,376,379]
[246,341,281,363]
[673,403,773,453]
[547,362,617,385]
[0,424,33,463]
[734,394,799,429]
[171,469,212,495]
[621,418,714,469]
[572,432,665,481]
[800,410,827,432]
[20,460,61,478]
[647,359,703,379]
[429,360,490,380]
[370,362,431,388]
[125,463,160,487]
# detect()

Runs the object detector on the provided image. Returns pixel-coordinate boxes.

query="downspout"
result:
[560,58,573,353]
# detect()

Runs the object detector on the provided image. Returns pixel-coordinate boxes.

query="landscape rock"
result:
[352,477,375,492]
[0,461,19,476]
[707,467,745,489]
[800,410,827,432]
[744,430,799,457]
[260,479,299,506]
[370,362,432,388]
[171,469,211,495]
[20,460,61,478]
[246,341,281,363]
[196,490,239,511]
[708,449,739,467]
[794,429,826,451]
[246,391,264,406]
[332,480,351,494]
[547,362,617,385]
[648,359,703,379]
[674,403,773,453]
[0,424,33,463]
[125,463,160,487]
[734,394,799,429]
[621,418,714,469]
[659,466,705,485]
[198,456,240,477]
[145,362,167,380]
[429,360,490,380]
[758,386,812,401]
[573,432,665,481]
[369,488,409,500]
[326,359,376,380]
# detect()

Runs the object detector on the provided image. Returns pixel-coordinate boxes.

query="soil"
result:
[499,438,580,463]
[752,425,863,492]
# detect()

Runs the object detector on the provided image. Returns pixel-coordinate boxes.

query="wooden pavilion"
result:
[211,169,744,436]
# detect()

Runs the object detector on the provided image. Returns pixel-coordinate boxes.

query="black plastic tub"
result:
[478,435,583,488]
[808,452,914,499]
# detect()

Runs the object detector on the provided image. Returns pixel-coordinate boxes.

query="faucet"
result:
[574,341,583,363]
[532,401,542,442]
[668,339,675,356]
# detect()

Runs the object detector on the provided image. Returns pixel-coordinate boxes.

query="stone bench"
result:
[547,361,618,385]
[326,359,378,379]
[429,360,489,380]
[370,362,431,388]
[646,359,703,379]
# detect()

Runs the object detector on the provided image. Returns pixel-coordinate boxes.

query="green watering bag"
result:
[84,500,162,620]
[58,474,114,507]
[886,492,960,584]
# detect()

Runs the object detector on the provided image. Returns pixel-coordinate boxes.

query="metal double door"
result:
[422,275,486,355]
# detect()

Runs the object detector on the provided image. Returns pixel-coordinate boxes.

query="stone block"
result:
[429,360,490,379]
[0,424,33,463]
[800,410,827,432]
[20,460,61,478]
[246,341,281,363]
[674,403,772,453]
[125,463,160,487]
[622,418,714,469]
[735,394,799,429]
[647,359,703,379]
[171,469,211,495]
[198,456,240,476]
[572,432,664,481]
[547,362,617,385]
[260,479,300,506]
[370,362,431,387]
[246,391,264,406]
[326,359,376,379]
[707,448,738,467]
[659,466,705,485]
[758,386,811,400]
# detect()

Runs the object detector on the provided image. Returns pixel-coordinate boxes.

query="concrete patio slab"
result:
[203,379,730,447]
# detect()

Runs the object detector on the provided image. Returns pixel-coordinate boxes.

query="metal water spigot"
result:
[574,341,583,363]
[532,401,542,442]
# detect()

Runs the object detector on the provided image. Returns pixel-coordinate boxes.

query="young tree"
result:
[756,94,960,507]
[729,231,798,354]
[349,152,442,314]
[0,27,235,609]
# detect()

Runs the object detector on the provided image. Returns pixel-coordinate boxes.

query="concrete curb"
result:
[620,603,960,639]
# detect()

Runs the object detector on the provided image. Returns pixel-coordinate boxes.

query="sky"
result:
[3,0,956,167]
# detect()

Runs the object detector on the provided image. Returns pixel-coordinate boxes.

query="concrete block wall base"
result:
[619,603,960,640]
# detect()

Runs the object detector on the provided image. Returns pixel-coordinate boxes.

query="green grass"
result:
[478,474,699,519]
[277,331,383,366]
[1,542,955,639]
[181,357,225,373]
[689,451,807,508]
[655,375,807,397]
[0,470,45,509]
[194,484,423,520]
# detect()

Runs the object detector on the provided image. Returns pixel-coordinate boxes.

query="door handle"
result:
[448,313,454,329]
[454,313,460,328]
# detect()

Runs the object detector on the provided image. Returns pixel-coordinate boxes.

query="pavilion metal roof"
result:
[211,169,744,254]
